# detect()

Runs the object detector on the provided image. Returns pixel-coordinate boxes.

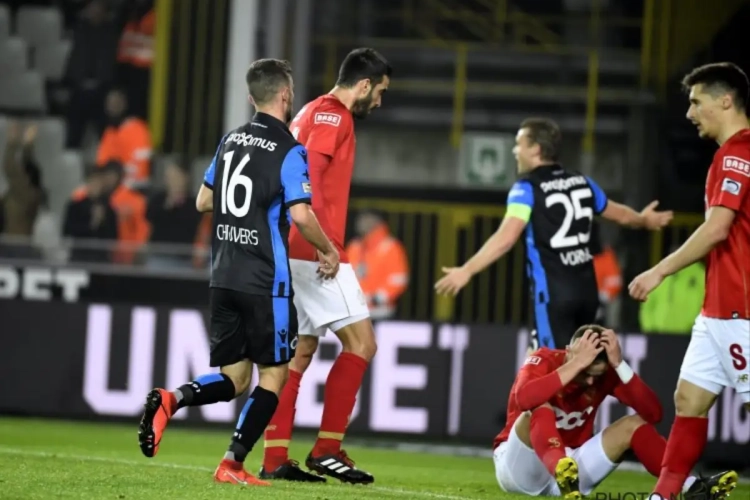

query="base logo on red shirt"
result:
[723,156,750,177]
[314,112,341,126]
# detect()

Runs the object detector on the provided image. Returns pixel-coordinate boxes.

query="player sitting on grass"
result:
[492,325,737,500]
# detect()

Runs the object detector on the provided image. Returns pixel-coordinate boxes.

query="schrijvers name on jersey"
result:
[224,132,277,151]
[540,175,588,193]
[216,224,259,246]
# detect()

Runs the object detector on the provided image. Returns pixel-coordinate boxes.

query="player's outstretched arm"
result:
[629,206,734,301]
[196,184,213,212]
[435,181,530,297]
[601,200,673,230]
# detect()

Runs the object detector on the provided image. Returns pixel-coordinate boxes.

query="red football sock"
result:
[312,352,369,456]
[262,369,302,471]
[631,423,667,477]
[530,407,567,476]
[653,416,708,499]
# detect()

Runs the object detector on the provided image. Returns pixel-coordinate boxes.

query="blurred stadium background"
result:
[0,0,749,496]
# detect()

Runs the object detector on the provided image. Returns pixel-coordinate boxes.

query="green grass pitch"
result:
[0,417,746,499]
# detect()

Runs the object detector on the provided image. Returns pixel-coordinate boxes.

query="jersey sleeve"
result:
[305,109,350,157]
[709,148,750,212]
[585,176,608,214]
[280,145,312,207]
[203,135,225,189]
[505,180,534,222]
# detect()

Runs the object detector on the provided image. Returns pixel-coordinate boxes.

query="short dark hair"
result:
[245,58,293,106]
[336,48,392,88]
[681,62,749,111]
[520,118,562,162]
[570,324,608,364]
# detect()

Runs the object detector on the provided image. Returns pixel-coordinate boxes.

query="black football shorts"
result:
[529,298,600,350]
[208,288,298,367]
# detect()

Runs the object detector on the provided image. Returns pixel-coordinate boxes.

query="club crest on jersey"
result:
[721,178,742,195]
[314,112,341,126]
[722,156,750,177]
[525,356,542,365]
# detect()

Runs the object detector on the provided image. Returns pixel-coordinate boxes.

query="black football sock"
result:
[224,386,279,463]
[174,373,236,409]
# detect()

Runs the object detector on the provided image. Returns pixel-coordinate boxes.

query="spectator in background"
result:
[1,122,46,244]
[346,209,409,320]
[96,87,152,190]
[100,161,150,264]
[145,160,201,269]
[116,0,154,120]
[639,244,705,334]
[64,167,118,262]
[63,0,119,148]
[590,221,622,325]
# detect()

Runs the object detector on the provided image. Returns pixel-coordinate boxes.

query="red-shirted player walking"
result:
[259,48,391,484]
[629,62,749,500]
[493,325,732,499]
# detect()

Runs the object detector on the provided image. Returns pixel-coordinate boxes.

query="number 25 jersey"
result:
[507,164,608,304]
[203,112,312,297]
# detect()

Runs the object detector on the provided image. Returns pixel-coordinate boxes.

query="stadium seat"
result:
[0,4,10,40]
[33,117,66,157]
[0,71,46,113]
[16,6,63,48]
[0,37,29,76]
[34,40,71,81]
[45,150,84,218]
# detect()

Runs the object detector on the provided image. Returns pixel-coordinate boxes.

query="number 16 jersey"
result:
[507,164,608,304]
[203,112,312,297]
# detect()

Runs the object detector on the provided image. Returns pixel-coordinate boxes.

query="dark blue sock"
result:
[225,386,279,463]
[175,373,236,409]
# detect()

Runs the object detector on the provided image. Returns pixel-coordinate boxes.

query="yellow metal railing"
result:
[649,213,704,267]
[641,0,747,97]
[350,197,703,324]
[148,0,173,150]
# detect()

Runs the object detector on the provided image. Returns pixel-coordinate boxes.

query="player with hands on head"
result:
[492,325,733,500]
[628,62,748,500]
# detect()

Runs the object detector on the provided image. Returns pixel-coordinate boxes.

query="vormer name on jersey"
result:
[224,132,277,151]
[540,175,588,193]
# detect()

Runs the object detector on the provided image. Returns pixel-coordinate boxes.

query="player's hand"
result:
[628,267,664,302]
[598,329,622,367]
[317,249,340,279]
[434,267,471,296]
[568,329,604,369]
[640,200,673,230]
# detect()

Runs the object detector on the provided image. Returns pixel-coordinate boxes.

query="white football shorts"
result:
[680,315,750,404]
[290,259,370,337]
[492,417,617,496]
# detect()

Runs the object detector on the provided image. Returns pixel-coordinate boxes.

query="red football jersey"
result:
[288,95,355,263]
[493,348,621,450]
[702,128,750,319]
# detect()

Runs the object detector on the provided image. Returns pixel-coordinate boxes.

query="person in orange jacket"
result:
[590,221,623,324]
[345,209,409,320]
[96,88,152,190]
[100,161,150,264]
